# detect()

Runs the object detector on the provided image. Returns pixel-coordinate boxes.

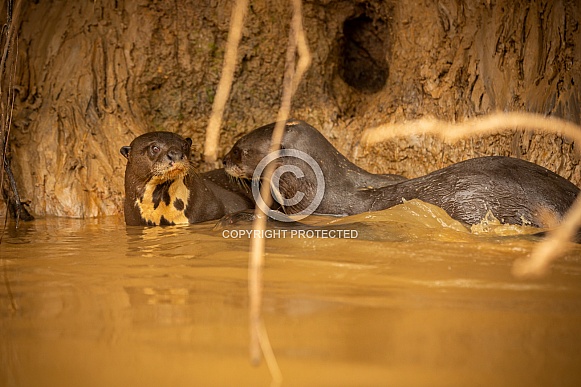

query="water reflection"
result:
[1,201,581,386]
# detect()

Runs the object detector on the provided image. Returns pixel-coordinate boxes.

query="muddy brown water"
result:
[1,200,581,387]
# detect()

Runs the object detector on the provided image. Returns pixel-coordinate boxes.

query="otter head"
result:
[223,119,326,180]
[223,120,329,214]
[222,128,271,180]
[121,132,193,184]
[120,132,194,226]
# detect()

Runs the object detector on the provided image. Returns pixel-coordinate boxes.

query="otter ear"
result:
[185,138,192,147]
[120,146,131,159]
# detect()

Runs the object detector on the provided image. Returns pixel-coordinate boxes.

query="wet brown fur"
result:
[223,120,580,228]
[121,131,253,226]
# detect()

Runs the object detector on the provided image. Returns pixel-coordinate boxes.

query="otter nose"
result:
[223,147,240,165]
[167,149,184,162]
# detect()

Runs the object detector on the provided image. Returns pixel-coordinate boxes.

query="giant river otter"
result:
[121,131,252,226]
[223,120,579,228]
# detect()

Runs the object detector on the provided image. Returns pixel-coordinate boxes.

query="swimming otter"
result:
[223,120,579,228]
[224,120,406,191]
[121,131,253,226]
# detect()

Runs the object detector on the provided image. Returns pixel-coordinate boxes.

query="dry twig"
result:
[203,0,249,163]
[203,0,311,383]
[248,0,311,384]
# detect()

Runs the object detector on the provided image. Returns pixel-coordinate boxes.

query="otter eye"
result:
[151,145,160,154]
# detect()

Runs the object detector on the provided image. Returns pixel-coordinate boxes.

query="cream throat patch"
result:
[137,176,191,225]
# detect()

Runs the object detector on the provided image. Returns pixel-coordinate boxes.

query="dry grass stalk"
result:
[361,112,581,278]
[203,0,249,163]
